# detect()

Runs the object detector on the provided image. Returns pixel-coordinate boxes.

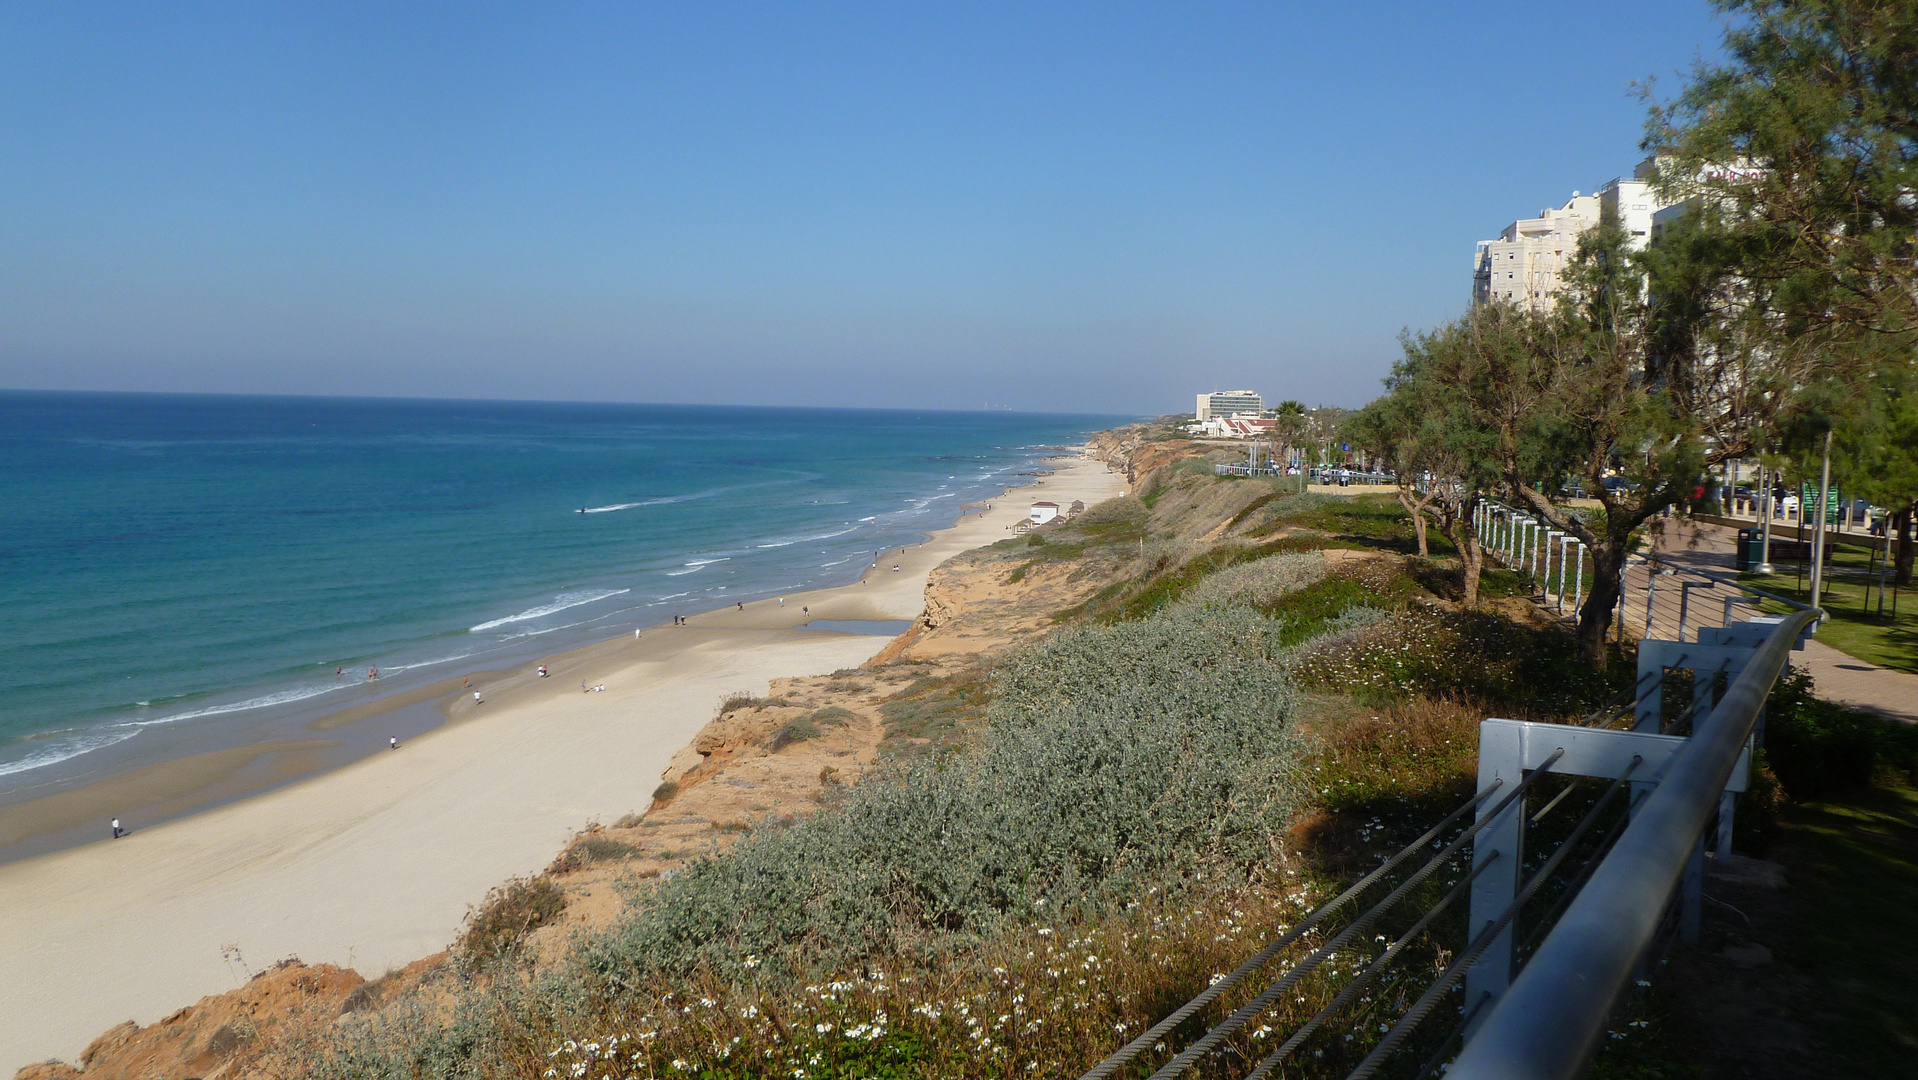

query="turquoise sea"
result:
[0,391,1121,793]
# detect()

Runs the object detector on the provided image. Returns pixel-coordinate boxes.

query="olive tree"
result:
[1348,332,1501,602]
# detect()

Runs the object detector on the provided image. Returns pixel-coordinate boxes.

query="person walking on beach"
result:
[538,665,548,677]
[474,690,483,705]
[111,818,122,840]
[390,736,398,750]
[462,675,470,688]
[737,601,744,611]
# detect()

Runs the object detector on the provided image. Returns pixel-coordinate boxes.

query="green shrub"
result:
[575,604,1302,987]
[769,718,822,750]
[652,780,679,803]
[1099,541,1311,621]
[550,836,640,873]
[1075,495,1148,528]
[1764,670,1918,799]
[1264,576,1392,646]
[878,669,991,752]
[1292,608,1625,712]
[1175,550,1326,610]
[457,876,566,964]
[807,705,856,726]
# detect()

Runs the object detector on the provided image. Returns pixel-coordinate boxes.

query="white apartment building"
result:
[1473,193,1600,309]
[1599,159,1662,248]
[1473,160,1669,310]
[1195,390,1263,422]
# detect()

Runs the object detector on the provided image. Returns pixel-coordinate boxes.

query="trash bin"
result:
[1735,528,1758,572]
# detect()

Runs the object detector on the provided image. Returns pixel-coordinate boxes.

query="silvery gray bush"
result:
[581,604,1301,987]
[1175,551,1325,610]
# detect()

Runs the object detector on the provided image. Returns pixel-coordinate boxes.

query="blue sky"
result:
[0,2,1727,414]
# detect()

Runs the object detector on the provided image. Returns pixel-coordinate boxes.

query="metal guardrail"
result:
[1447,606,1822,1079]
[1072,497,1821,1080]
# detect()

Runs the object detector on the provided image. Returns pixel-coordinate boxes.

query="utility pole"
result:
[1808,430,1833,617]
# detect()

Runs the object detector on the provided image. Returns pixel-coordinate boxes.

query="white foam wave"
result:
[132,683,346,727]
[470,589,630,632]
[755,526,858,549]
[0,728,141,778]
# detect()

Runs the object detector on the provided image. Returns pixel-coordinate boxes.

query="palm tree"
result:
[1272,400,1308,470]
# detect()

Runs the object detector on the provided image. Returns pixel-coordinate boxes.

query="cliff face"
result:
[15,961,369,1080]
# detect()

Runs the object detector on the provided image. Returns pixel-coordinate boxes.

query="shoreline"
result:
[0,449,1126,1074]
[0,453,1068,868]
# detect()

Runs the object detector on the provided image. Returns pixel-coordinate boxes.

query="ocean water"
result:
[0,391,1120,789]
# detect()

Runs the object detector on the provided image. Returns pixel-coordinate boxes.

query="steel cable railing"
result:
[1575,665,1668,727]
[1343,756,1641,1080]
[1409,992,1492,1080]
[1084,752,1564,1080]
[1073,782,1506,1080]
[1516,804,1636,959]
[1446,606,1821,1080]
[1240,857,1500,1080]
[1139,754,1563,1080]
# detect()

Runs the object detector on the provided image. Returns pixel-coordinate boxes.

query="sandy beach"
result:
[0,451,1126,1074]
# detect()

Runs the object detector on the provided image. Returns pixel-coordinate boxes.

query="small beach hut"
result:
[1029,501,1060,525]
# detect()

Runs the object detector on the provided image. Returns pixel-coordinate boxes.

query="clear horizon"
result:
[2,3,1726,414]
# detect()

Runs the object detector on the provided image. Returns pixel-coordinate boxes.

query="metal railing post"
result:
[1465,722,1526,1005]
[1447,608,1821,1080]
[1643,563,1658,638]
[1572,542,1583,612]
[1541,532,1557,606]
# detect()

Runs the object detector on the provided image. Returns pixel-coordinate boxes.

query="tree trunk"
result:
[1463,536,1483,606]
[1443,518,1484,606]
[1896,506,1914,587]
[1396,485,1429,557]
[1575,545,1626,669]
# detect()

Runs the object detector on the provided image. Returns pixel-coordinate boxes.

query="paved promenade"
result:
[1635,518,1917,724]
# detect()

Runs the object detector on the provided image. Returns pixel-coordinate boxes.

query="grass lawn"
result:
[1773,784,1918,1075]
[1595,782,1918,1079]
[1742,546,1918,673]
